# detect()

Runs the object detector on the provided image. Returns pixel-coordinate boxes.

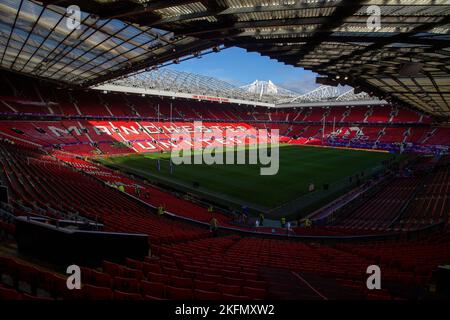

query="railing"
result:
[308,172,390,223]
[268,162,389,218]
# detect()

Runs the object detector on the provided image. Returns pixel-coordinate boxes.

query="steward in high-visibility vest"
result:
[158,206,164,216]
[210,217,219,237]
[118,185,125,192]
[208,205,214,213]
[305,218,312,228]
[280,217,286,228]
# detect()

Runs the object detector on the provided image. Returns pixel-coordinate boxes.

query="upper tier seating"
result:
[0,75,444,154]
[0,74,433,125]
[424,127,450,146]
[74,92,111,117]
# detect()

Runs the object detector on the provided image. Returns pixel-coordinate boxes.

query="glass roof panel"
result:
[0,0,200,86]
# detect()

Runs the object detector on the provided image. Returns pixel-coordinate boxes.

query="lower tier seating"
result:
[2,230,449,300]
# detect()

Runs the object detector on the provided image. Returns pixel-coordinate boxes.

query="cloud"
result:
[278,73,320,94]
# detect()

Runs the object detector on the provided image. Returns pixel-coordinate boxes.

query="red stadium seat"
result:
[90,270,113,288]
[147,271,168,283]
[140,281,166,298]
[0,256,12,274]
[218,284,241,295]
[114,277,140,294]
[201,274,221,283]
[103,261,124,277]
[125,258,143,270]
[163,267,179,276]
[122,267,144,280]
[80,267,93,284]
[194,280,217,292]
[222,293,249,301]
[166,286,192,300]
[142,263,161,274]
[83,284,113,300]
[366,290,392,300]
[194,289,222,300]
[243,287,267,299]
[113,290,143,300]
[144,294,166,300]
[245,280,267,290]
[45,274,68,298]
[0,286,22,300]
[17,264,39,286]
[0,257,18,278]
[169,276,193,289]
[222,277,242,286]
[221,270,236,278]
[241,272,259,281]
[22,293,54,301]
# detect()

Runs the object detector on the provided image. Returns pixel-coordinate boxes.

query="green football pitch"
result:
[97,145,397,218]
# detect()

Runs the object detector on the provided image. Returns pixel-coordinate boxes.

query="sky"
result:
[167,47,320,94]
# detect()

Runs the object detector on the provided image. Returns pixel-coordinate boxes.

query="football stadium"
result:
[0,0,449,309]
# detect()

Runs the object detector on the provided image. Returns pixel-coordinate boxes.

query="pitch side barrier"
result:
[212,218,445,244]
[125,190,446,244]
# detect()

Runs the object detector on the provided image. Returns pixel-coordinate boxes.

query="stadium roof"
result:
[107,68,287,103]
[4,0,450,118]
[95,67,380,107]
[0,0,214,86]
